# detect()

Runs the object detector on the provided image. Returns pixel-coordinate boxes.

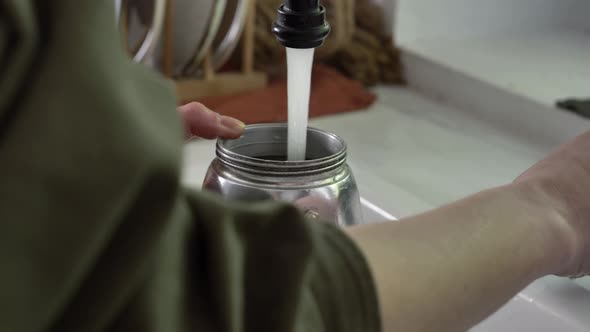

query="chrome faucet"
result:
[272,0,331,49]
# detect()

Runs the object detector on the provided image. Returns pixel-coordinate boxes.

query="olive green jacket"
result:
[0,1,379,331]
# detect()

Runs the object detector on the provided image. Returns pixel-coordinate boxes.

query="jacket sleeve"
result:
[0,1,380,332]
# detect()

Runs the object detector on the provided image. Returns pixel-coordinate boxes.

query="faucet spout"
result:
[284,0,319,13]
[272,0,330,49]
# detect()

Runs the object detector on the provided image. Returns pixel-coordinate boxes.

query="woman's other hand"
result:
[178,102,245,140]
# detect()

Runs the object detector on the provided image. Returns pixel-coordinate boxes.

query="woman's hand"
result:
[178,102,245,140]
[515,130,590,277]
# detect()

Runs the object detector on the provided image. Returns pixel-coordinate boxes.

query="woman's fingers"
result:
[178,102,245,139]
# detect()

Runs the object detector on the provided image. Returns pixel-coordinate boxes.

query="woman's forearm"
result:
[348,183,572,332]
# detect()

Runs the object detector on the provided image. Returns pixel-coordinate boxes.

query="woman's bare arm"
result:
[347,131,590,332]
[349,183,571,331]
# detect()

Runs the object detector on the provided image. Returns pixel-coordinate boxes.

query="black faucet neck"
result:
[284,0,319,13]
[272,0,330,49]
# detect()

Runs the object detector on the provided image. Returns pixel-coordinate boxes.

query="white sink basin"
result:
[472,296,584,331]
[473,276,590,332]
[360,197,398,222]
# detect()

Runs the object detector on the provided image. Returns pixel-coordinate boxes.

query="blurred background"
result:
[119,0,404,123]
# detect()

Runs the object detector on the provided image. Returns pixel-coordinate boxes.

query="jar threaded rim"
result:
[216,123,347,176]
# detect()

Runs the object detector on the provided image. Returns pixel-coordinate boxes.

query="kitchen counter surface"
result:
[182,86,590,331]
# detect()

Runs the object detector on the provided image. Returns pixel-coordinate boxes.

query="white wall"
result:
[395,0,584,45]
[566,0,590,31]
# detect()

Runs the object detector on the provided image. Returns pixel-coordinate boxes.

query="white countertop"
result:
[182,86,590,331]
[403,26,590,107]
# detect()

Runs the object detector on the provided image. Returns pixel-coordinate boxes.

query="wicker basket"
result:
[316,0,355,59]
[237,0,403,86]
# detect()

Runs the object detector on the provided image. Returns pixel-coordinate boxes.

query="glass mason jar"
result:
[203,123,362,226]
